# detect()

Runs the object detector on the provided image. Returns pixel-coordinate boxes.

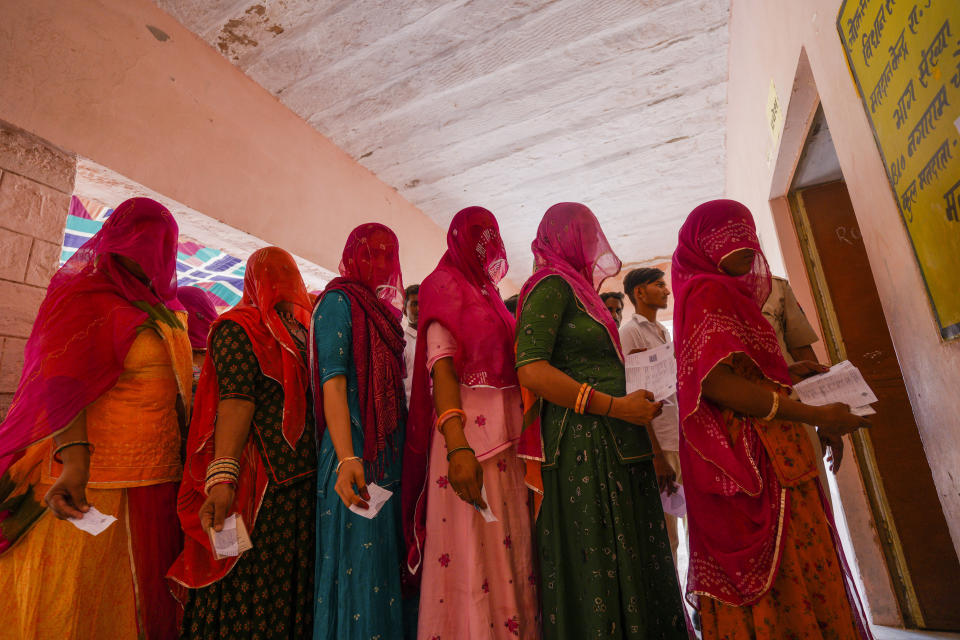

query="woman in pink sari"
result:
[0,198,192,639]
[403,207,539,639]
[672,199,872,638]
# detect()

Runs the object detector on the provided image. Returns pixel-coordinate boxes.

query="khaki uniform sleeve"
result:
[781,282,819,350]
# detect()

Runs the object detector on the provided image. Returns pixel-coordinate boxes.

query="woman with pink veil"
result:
[402,207,539,639]
[0,198,192,639]
[514,202,688,639]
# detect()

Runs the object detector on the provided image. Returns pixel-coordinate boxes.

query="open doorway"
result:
[785,106,960,630]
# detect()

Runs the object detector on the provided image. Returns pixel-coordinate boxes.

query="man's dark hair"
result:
[504,294,519,316]
[600,291,624,304]
[623,268,665,305]
[404,284,419,301]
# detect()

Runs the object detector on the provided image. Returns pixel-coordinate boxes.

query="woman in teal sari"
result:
[311,224,413,640]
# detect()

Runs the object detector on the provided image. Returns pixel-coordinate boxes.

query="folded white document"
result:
[68,506,117,536]
[793,360,877,412]
[348,483,393,519]
[473,486,498,523]
[209,513,253,560]
[625,342,677,401]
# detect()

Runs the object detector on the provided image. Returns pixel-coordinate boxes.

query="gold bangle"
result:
[574,383,588,414]
[583,386,596,414]
[335,456,362,474]
[204,474,238,496]
[761,391,780,422]
[206,460,240,473]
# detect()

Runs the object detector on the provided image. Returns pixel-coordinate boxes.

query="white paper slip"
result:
[851,405,877,416]
[660,485,686,518]
[68,506,117,536]
[473,486,498,523]
[209,513,253,559]
[792,360,878,409]
[348,483,393,520]
[625,341,676,401]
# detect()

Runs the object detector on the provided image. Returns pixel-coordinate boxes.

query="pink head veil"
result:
[338,223,404,319]
[177,286,219,350]
[418,206,515,386]
[520,202,623,358]
[0,197,183,475]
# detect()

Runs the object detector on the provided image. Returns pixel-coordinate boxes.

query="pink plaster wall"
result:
[726,0,960,607]
[0,0,447,282]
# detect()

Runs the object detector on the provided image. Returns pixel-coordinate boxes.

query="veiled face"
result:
[718,248,757,276]
[449,207,509,286]
[340,223,404,315]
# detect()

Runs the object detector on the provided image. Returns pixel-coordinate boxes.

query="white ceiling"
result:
[155,0,729,276]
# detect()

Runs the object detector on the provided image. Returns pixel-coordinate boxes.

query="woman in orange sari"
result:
[672,199,873,639]
[0,198,193,640]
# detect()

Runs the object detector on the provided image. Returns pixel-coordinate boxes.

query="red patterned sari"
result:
[672,200,871,639]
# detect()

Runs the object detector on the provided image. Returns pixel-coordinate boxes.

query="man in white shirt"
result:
[619,267,683,560]
[402,284,419,405]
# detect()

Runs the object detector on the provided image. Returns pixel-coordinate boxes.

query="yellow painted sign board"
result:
[838,0,960,340]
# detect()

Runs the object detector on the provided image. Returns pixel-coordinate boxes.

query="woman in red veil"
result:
[170,246,318,639]
[672,199,872,638]
[310,224,413,639]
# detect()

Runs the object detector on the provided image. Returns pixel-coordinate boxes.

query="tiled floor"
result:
[872,627,960,640]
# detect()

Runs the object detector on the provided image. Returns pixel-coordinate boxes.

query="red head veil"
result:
[339,223,405,319]
[312,223,406,481]
[672,199,790,437]
[671,199,795,606]
[178,286,220,350]
[0,197,183,477]
[402,206,517,578]
[170,247,311,588]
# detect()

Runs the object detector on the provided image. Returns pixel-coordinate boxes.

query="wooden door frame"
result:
[764,48,922,627]
[788,187,924,627]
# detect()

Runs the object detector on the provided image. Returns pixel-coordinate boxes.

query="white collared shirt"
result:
[619,314,680,452]
[402,323,418,405]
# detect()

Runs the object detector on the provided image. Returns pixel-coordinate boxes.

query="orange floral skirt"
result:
[699,479,863,640]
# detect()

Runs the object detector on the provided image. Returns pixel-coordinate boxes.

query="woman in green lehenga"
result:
[514,203,688,639]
